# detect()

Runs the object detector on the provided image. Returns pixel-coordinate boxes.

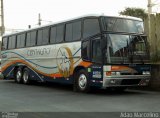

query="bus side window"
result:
[37,28,49,45]
[26,32,31,47]
[82,40,90,61]
[73,21,81,41]
[83,19,100,39]
[42,28,49,45]
[92,39,102,63]
[56,25,64,43]
[17,33,25,48]
[26,31,36,47]
[37,29,43,45]
[30,31,36,46]
[65,21,81,42]
[2,37,8,50]
[8,35,16,49]
[50,26,56,44]
[17,35,21,48]
[65,23,72,42]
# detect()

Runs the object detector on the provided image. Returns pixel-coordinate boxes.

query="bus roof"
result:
[3,14,142,37]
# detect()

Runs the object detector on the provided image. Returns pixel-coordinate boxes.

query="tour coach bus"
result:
[1,15,151,92]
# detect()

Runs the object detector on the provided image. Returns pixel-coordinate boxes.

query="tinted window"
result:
[2,37,8,50]
[83,19,100,38]
[106,18,116,31]
[37,29,43,45]
[42,28,49,45]
[105,17,144,33]
[8,35,16,49]
[17,35,21,48]
[17,33,25,48]
[65,23,72,41]
[65,21,81,42]
[92,39,102,62]
[26,31,36,47]
[37,28,49,45]
[73,21,81,41]
[56,25,64,43]
[30,31,36,46]
[26,32,31,47]
[50,26,56,44]
[82,40,90,60]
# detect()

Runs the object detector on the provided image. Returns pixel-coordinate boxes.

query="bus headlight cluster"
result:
[142,71,150,75]
[106,71,121,76]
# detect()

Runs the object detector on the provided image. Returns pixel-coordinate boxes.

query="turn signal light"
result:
[106,71,121,76]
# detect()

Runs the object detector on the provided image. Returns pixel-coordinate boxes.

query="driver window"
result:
[92,39,102,63]
[82,40,90,61]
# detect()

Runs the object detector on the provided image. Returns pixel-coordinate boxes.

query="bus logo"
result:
[56,47,74,78]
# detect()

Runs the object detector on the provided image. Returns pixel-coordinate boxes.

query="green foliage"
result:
[119,7,147,20]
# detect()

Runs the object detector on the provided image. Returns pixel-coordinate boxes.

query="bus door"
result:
[90,36,103,87]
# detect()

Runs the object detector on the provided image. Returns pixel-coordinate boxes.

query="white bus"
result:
[1,15,151,92]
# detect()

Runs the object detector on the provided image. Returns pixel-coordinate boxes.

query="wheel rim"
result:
[78,74,87,90]
[16,70,22,82]
[23,71,29,83]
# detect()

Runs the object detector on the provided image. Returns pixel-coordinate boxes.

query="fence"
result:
[144,14,160,62]
[144,14,160,90]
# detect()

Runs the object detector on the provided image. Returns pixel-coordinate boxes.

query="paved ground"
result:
[0,80,160,113]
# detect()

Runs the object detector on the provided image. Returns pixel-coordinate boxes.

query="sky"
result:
[2,0,159,32]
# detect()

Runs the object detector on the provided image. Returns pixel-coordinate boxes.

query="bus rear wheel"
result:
[74,69,90,93]
[22,68,30,84]
[15,68,23,83]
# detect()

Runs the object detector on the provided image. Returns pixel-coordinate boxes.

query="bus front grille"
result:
[121,73,142,75]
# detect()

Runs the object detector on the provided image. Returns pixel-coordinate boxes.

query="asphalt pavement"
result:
[0,80,160,118]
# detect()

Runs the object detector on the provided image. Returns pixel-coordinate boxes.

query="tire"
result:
[74,69,90,93]
[15,68,23,83]
[22,68,30,84]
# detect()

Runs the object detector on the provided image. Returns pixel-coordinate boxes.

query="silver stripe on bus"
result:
[27,66,44,82]
[6,67,15,77]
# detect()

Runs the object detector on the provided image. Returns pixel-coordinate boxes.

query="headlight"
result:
[146,71,150,75]
[106,71,121,76]
[142,71,150,75]
[111,72,121,75]
[142,71,146,75]
[111,72,116,75]
[116,72,121,75]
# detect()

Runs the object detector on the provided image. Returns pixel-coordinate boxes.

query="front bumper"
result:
[102,75,150,88]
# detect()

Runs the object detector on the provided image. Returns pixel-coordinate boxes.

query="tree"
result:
[119,7,147,20]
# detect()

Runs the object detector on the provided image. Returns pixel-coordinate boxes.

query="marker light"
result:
[142,71,150,75]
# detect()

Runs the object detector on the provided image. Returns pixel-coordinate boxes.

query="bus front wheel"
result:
[74,69,90,93]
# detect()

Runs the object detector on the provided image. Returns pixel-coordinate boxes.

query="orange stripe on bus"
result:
[79,61,92,67]
[111,66,136,72]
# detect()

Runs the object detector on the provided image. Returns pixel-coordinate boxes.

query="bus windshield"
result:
[105,17,144,34]
[106,34,150,64]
